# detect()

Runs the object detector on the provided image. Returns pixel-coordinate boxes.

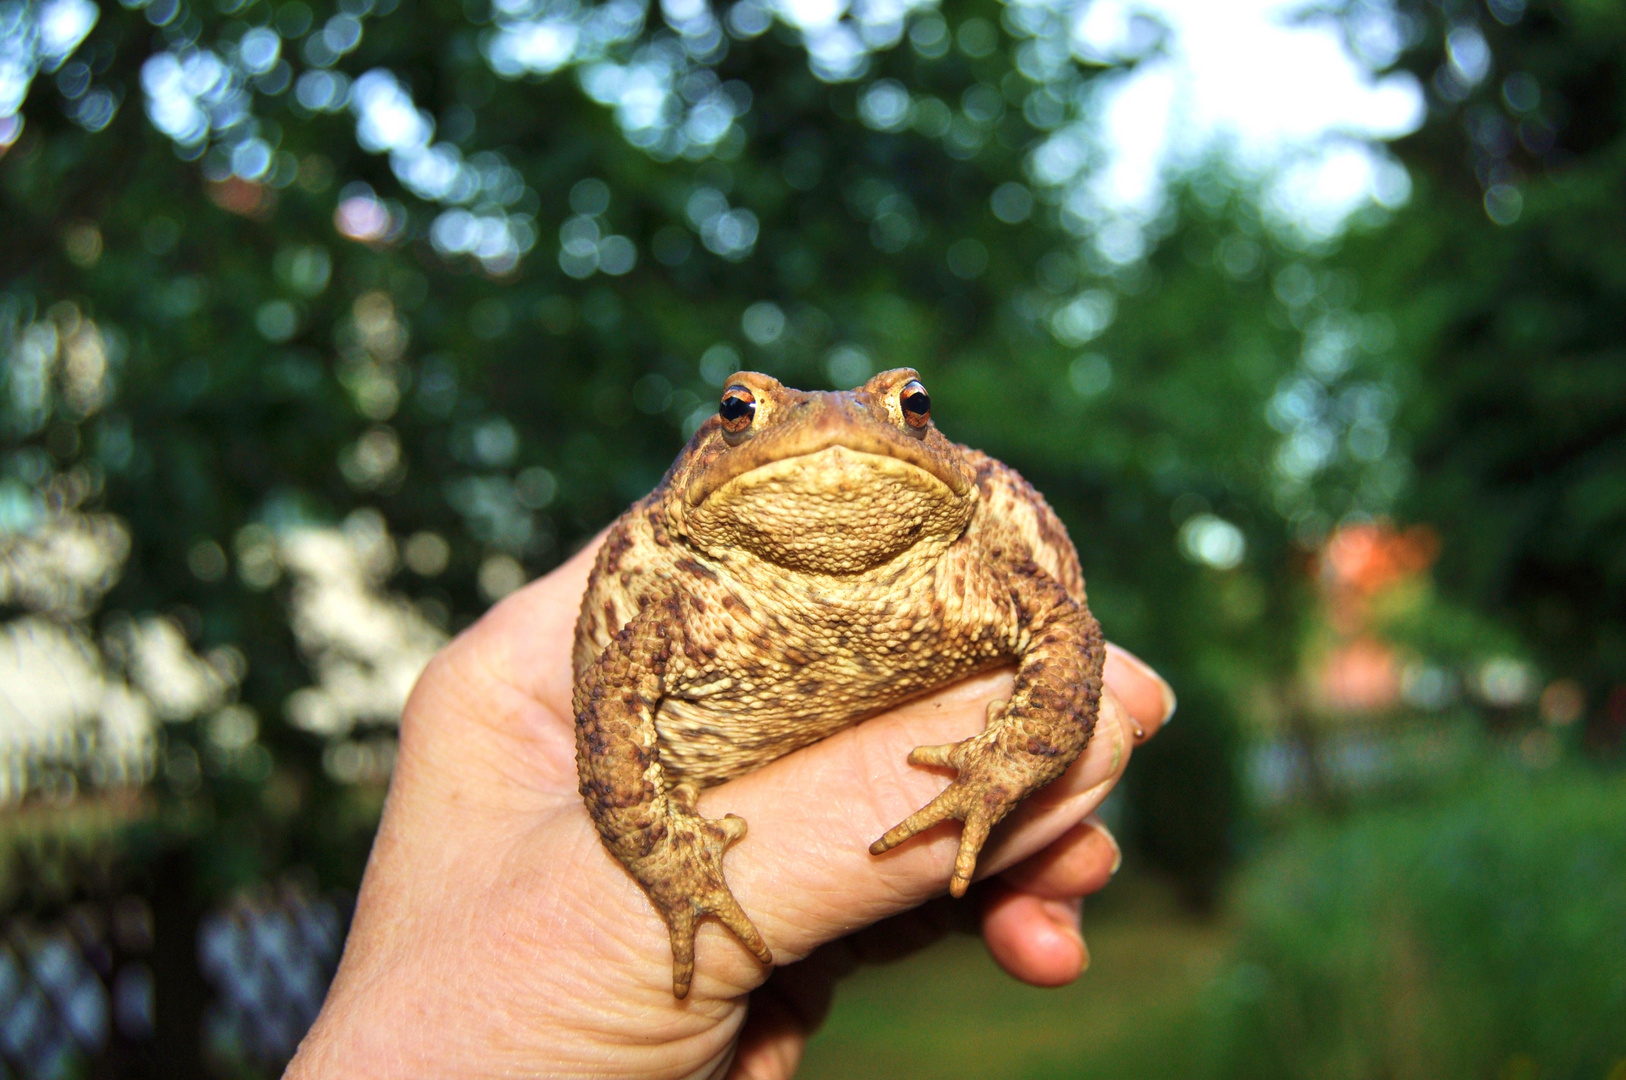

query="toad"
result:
[573,368,1105,997]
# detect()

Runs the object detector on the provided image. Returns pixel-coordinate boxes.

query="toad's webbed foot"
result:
[626,789,772,998]
[869,738,1021,896]
[871,700,1080,897]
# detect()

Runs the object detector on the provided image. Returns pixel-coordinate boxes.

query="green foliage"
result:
[1123,677,1240,910]
[1373,578,1526,665]
[1208,767,1626,1080]
[1350,0,1626,740]
[801,877,1230,1080]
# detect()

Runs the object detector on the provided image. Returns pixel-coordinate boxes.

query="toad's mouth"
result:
[684,429,972,509]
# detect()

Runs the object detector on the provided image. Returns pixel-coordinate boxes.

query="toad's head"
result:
[664,368,977,575]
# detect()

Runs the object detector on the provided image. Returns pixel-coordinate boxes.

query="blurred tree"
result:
[1334,0,1626,751]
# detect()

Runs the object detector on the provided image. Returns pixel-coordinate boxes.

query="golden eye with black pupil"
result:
[900,380,931,429]
[719,385,756,434]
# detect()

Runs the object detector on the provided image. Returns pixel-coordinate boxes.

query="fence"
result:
[0,798,347,1079]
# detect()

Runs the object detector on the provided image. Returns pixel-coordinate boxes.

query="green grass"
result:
[799,876,1229,1080]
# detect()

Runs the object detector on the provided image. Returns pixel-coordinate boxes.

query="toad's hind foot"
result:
[869,730,1036,898]
[632,803,772,998]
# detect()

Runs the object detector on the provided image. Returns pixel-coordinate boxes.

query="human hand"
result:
[285,536,1175,1080]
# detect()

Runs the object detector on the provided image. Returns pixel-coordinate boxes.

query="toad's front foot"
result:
[624,793,772,997]
[870,716,1056,897]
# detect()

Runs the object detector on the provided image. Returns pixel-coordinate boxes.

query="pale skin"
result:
[285,536,1175,1080]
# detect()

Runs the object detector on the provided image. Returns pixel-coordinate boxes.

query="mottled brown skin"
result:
[572,367,1105,997]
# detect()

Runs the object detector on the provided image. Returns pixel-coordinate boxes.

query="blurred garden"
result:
[1,0,1624,1073]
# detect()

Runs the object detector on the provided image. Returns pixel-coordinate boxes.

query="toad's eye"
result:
[719,385,756,434]
[899,380,931,429]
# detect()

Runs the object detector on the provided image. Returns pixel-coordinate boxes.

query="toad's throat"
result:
[681,446,976,573]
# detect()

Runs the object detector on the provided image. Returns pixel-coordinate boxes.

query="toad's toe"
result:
[636,808,772,997]
[872,736,1030,897]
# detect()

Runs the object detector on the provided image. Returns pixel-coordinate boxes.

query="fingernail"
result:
[1086,815,1122,877]
[1041,898,1081,936]
[1041,899,1089,973]
[1113,645,1177,726]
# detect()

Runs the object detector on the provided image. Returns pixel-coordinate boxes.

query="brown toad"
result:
[573,368,1105,997]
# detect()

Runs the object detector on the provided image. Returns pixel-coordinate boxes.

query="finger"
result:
[1103,644,1176,744]
[979,888,1086,987]
[998,815,1121,901]
[725,963,838,1080]
[725,996,807,1080]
